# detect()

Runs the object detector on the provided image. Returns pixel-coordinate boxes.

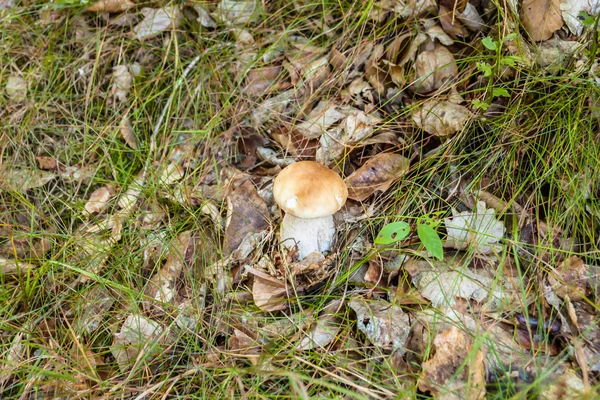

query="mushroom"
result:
[273,161,348,259]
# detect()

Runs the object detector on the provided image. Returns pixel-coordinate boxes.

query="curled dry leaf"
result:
[444,200,506,254]
[5,76,27,102]
[83,185,113,216]
[111,314,167,372]
[419,326,486,400]
[133,6,182,40]
[110,65,132,103]
[224,179,270,255]
[120,116,138,149]
[413,43,457,94]
[1,167,57,192]
[345,153,410,201]
[85,0,134,13]
[548,256,589,300]
[35,156,57,170]
[145,231,193,304]
[413,100,471,137]
[295,101,346,139]
[349,298,411,351]
[520,0,564,42]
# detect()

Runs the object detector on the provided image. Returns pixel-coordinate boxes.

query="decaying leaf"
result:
[133,6,182,40]
[295,101,346,139]
[444,200,506,254]
[5,76,27,102]
[561,0,600,35]
[252,275,287,312]
[540,369,585,399]
[120,116,138,149]
[110,65,132,103]
[457,3,486,32]
[298,312,341,350]
[419,326,486,400]
[413,99,471,137]
[145,231,193,304]
[403,255,513,309]
[193,4,217,28]
[345,153,410,201]
[413,44,458,94]
[548,256,589,300]
[224,179,270,255]
[111,314,167,372]
[520,0,564,42]
[216,0,261,25]
[348,298,411,351]
[394,0,437,18]
[35,156,57,170]
[0,257,37,275]
[83,185,113,216]
[244,66,282,96]
[536,39,581,68]
[85,0,134,13]
[1,167,57,192]
[316,108,383,164]
[73,285,116,335]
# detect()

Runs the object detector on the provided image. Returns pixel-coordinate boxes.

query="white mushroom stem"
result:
[280,213,336,260]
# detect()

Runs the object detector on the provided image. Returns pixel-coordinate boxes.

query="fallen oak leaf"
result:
[521,0,564,41]
[133,6,182,40]
[345,153,410,201]
[413,99,471,137]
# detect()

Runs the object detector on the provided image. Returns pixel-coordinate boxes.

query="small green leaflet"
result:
[482,37,497,51]
[417,223,443,260]
[492,88,510,98]
[374,221,410,245]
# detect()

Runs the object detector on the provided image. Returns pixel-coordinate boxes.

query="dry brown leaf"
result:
[345,153,410,201]
[348,298,411,351]
[144,231,193,304]
[133,6,182,40]
[0,257,37,275]
[521,0,564,41]
[413,100,471,137]
[252,276,287,312]
[244,66,282,96]
[111,314,168,372]
[110,65,132,103]
[548,256,589,300]
[120,116,138,149]
[297,313,340,350]
[5,76,27,102]
[439,6,469,39]
[295,101,346,139]
[224,179,270,255]
[1,168,57,191]
[35,156,57,170]
[85,0,134,13]
[83,186,113,215]
[439,0,468,13]
[413,43,458,94]
[419,326,486,400]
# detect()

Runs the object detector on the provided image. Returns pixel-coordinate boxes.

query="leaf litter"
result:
[2,0,600,397]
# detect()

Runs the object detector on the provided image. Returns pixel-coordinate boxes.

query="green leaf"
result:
[417,223,444,260]
[579,11,596,26]
[481,37,497,51]
[492,88,510,98]
[476,62,492,77]
[502,33,518,42]
[375,222,411,245]
[472,99,489,111]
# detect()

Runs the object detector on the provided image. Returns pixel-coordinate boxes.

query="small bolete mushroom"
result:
[273,161,348,259]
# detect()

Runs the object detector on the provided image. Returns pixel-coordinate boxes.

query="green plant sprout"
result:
[375,214,444,260]
[473,33,524,111]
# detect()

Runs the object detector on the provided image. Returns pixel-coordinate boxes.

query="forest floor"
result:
[1,0,600,398]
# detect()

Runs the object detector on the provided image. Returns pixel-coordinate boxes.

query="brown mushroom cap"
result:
[273,161,348,219]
